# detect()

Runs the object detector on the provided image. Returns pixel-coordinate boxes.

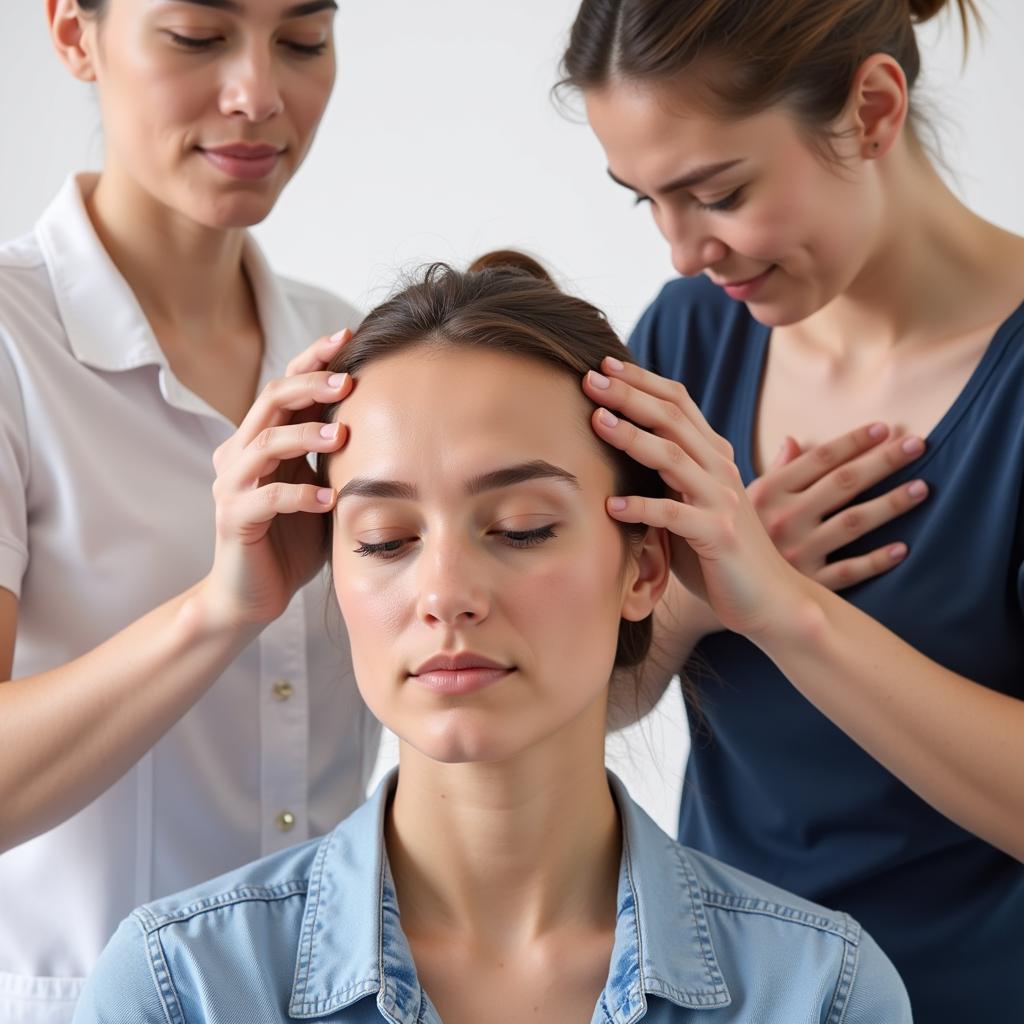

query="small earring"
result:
[871,141,881,153]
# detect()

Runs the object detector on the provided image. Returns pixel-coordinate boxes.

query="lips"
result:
[409,651,513,696]
[711,265,777,301]
[198,142,286,181]
[412,652,510,676]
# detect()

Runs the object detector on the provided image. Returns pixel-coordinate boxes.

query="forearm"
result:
[757,577,1024,860]
[0,582,256,851]
[608,575,719,731]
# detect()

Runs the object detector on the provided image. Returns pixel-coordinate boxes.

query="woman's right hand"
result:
[199,330,354,631]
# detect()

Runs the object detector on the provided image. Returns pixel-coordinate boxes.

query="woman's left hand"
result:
[583,356,809,641]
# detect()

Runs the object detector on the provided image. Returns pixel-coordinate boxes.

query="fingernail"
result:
[868,423,887,439]
[320,422,340,440]
[907,480,927,498]
[588,370,611,390]
[598,409,619,427]
[329,330,348,344]
[605,356,625,373]
[902,437,924,455]
[316,488,335,506]
[608,497,628,512]
[327,373,346,389]
[889,543,907,560]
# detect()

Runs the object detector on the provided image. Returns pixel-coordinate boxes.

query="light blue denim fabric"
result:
[72,772,910,1023]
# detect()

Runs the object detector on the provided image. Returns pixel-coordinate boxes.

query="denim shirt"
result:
[72,772,910,1024]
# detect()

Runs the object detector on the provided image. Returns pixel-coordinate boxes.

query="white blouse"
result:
[0,176,379,1024]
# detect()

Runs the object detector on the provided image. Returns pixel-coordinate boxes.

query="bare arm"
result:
[0,588,13,682]
[0,584,255,851]
[0,333,354,853]
[757,581,1024,861]
[592,357,1024,861]
[607,415,928,730]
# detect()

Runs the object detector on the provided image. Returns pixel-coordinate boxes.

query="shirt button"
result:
[276,811,296,832]
[272,679,294,701]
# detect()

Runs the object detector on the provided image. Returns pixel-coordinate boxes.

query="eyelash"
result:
[353,525,558,561]
[634,187,745,213]
[167,32,328,57]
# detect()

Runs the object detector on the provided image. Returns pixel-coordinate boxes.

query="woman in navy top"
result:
[561,0,1024,1020]
[73,253,910,1024]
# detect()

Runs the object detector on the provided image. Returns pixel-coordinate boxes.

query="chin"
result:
[409,713,530,766]
[744,286,830,328]
[196,193,281,230]
[745,301,811,328]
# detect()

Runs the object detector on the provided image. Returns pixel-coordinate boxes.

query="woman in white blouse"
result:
[0,2,376,1020]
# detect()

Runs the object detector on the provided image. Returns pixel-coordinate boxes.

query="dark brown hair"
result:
[317,250,667,670]
[559,0,980,145]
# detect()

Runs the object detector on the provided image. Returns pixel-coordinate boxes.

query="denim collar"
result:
[288,771,731,1022]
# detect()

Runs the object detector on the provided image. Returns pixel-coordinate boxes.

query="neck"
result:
[385,701,621,955]
[84,165,256,341]
[796,136,1022,358]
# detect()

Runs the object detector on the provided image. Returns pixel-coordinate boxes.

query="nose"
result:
[658,206,729,277]
[219,44,284,122]
[415,536,490,629]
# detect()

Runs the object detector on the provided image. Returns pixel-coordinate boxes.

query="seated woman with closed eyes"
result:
[72,252,910,1024]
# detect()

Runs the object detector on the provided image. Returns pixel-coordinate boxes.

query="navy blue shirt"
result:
[630,275,1024,1024]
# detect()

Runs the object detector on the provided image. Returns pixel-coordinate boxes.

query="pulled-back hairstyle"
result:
[317,251,666,670]
[559,0,980,147]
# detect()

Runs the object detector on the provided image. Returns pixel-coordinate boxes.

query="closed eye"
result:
[165,32,327,57]
[499,525,556,548]
[633,186,745,212]
[695,187,744,212]
[353,538,408,560]
[167,31,222,49]
[352,525,557,562]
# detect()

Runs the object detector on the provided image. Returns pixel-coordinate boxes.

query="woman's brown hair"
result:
[559,0,980,145]
[317,250,667,671]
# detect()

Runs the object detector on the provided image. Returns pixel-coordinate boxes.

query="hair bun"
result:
[468,249,555,286]
[909,0,969,24]
[908,0,944,20]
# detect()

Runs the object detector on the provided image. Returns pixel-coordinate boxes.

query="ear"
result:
[47,0,99,83]
[620,527,671,623]
[846,54,909,160]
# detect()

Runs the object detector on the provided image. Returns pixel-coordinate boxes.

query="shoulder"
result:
[73,837,325,1024]
[627,275,762,407]
[133,832,321,935]
[679,845,911,1022]
[683,842,859,939]
[0,229,56,327]
[276,274,363,336]
[0,228,46,276]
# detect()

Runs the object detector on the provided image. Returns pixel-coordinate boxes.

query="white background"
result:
[2,1,1023,833]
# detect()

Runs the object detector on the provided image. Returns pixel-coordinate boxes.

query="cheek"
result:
[102,48,208,150]
[507,529,628,675]
[285,65,335,139]
[333,553,411,655]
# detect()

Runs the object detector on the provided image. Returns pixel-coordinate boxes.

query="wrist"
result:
[182,578,262,647]
[746,567,829,657]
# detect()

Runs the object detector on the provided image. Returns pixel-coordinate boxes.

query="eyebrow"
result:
[607,158,744,196]
[336,460,580,504]
[161,0,338,18]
